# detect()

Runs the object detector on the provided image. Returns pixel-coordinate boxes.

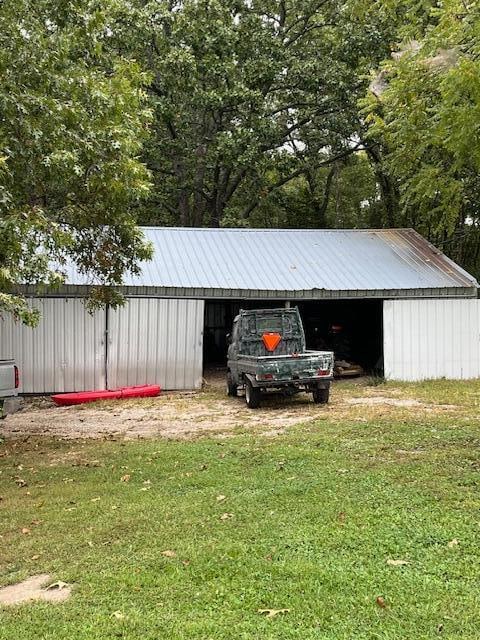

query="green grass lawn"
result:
[1,380,480,639]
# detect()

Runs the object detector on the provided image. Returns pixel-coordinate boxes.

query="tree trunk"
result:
[173,158,190,226]
[192,145,207,227]
[366,145,399,227]
[306,165,336,227]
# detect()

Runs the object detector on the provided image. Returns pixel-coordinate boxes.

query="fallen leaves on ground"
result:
[46,581,69,591]
[112,611,125,620]
[21,527,31,535]
[216,494,226,502]
[447,539,459,548]
[120,474,131,482]
[258,608,290,618]
[376,596,387,608]
[220,513,234,520]
[161,550,176,558]
[386,559,409,566]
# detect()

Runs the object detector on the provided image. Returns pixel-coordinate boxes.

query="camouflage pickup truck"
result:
[226,308,334,408]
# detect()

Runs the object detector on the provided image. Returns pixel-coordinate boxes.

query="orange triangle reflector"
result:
[262,332,281,352]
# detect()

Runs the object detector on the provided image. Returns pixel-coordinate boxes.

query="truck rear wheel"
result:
[245,379,261,409]
[312,386,330,404]
[226,371,237,397]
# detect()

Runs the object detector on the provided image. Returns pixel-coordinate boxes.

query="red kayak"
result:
[51,384,161,406]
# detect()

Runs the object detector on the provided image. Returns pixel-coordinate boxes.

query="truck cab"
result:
[227,308,334,408]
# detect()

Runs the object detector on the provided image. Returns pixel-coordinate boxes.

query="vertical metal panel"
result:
[0,298,106,393]
[384,299,480,381]
[108,298,204,390]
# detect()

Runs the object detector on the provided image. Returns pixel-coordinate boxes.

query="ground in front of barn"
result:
[0,371,465,440]
[0,378,479,639]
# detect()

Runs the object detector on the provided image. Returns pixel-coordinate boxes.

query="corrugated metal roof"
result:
[63,227,478,298]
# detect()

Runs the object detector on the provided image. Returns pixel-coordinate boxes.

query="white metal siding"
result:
[384,299,480,381]
[0,298,106,393]
[107,298,204,390]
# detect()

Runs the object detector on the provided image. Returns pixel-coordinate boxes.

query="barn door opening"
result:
[203,300,282,368]
[203,298,384,382]
[298,300,384,376]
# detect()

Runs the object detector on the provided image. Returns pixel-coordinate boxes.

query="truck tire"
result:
[226,371,237,397]
[312,386,330,404]
[245,379,261,409]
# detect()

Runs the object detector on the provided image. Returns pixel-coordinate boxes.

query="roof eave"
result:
[18,284,479,300]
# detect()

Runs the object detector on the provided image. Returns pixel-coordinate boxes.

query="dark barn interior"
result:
[203,299,383,375]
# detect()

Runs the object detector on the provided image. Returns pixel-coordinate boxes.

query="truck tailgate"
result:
[239,351,333,381]
[0,360,18,397]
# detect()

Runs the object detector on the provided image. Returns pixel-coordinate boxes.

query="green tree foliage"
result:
[5,0,479,321]
[225,153,379,230]
[364,0,480,274]
[132,0,391,228]
[0,0,152,324]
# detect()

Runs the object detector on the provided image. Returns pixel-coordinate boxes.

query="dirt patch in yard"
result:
[0,575,71,606]
[345,397,456,409]
[1,392,323,440]
[0,378,458,441]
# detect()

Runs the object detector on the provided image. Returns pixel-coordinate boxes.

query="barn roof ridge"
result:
[140,226,418,233]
